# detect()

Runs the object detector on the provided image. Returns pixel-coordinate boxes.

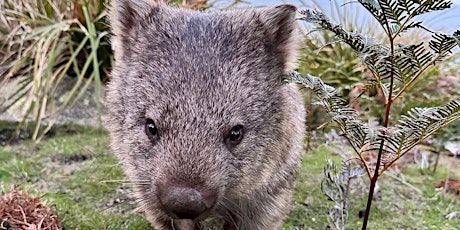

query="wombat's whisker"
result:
[100,179,149,184]
[218,197,244,220]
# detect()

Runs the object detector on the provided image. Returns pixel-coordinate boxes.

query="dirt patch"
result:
[94,186,139,215]
[0,127,31,146]
[51,153,93,165]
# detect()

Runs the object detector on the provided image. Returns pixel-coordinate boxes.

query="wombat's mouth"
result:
[166,208,213,221]
[166,209,211,220]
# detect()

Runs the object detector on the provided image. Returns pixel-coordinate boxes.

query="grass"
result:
[286,145,460,230]
[0,122,150,229]
[1,122,459,229]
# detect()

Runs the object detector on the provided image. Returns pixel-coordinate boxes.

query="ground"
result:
[0,121,459,229]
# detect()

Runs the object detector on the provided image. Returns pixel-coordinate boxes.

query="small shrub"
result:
[290,0,460,228]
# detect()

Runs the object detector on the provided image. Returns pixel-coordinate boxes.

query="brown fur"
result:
[106,1,306,229]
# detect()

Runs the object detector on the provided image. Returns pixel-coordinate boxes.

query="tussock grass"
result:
[0,0,110,141]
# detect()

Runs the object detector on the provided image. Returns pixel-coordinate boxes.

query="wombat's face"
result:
[107,0,303,224]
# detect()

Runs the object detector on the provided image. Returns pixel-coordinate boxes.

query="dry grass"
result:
[0,186,62,230]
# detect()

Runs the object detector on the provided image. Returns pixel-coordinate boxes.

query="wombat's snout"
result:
[158,185,217,220]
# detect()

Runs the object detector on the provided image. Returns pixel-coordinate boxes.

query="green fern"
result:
[358,0,452,36]
[300,8,459,103]
[288,72,460,177]
[295,1,460,229]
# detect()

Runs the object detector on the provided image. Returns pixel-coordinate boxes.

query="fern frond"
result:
[378,0,405,27]
[429,32,458,62]
[301,7,460,98]
[412,0,452,16]
[357,0,452,37]
[299,9,384,55]
[287,72,460,176]
[393,30,460,100]
[299,9,391,101]
[287,72,374,176]
[392,54,414,83]
[357,0,386,28]
[392,43,430,83]
[394,0,452,37]
[376,56,395,80]
[398,21,432,34]
[378,100,460,172]
[363,79,379,93]
[400,43,432,70]
[454,30,460,45]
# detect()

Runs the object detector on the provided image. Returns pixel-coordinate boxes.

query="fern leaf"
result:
[379,0,406,26]
[412,0,452,16]
[393,55,415,83]
[454,30,460,46]
[321,159,363,230]
[350,1,452,37]
[396,0,451,20]
[299,9,383,55]
[365,100,460,170]
[378,100,460,170]
[287,72,460,175]
[286,72,374,155]
[391,0,452,36]
[392,43,430,83]
[429,32,458,63]
[357,0,386,28]
[396,0,417,15]
[392,31,459,100]
[299,9,392,100]
[400,43,432,69]
[286,72,375,175]
[399,21,433,34]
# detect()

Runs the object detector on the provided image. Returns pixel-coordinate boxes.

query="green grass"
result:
[285,144,460,230]
[0,122,150,229]
[1,122,459,229]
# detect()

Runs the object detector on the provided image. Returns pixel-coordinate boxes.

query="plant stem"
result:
[361,165,378,229]
[306,90,313,150]
[362,91,394,229]
[362,6,396,227]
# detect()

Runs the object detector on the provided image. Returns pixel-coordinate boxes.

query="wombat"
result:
[106,0,306,229]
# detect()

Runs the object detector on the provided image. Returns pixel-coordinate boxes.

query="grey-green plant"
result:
[288,0,460,229]
[321,159,363,230]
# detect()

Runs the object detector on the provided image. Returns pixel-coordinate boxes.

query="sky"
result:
[224,0,460,34]
[249,0,460,7]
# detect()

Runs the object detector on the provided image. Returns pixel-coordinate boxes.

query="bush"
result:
[290,0,460,228]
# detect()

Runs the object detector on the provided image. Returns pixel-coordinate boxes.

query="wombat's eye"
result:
[145,119,158,140]
[226,125,244,146]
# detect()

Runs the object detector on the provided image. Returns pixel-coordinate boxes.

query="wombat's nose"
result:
[159,186,216,219]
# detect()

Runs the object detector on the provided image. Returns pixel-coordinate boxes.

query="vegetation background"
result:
[1,0,459,229]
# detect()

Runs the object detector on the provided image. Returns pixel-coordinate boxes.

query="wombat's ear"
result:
[110,0,162,59]
[259,4,300,73]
